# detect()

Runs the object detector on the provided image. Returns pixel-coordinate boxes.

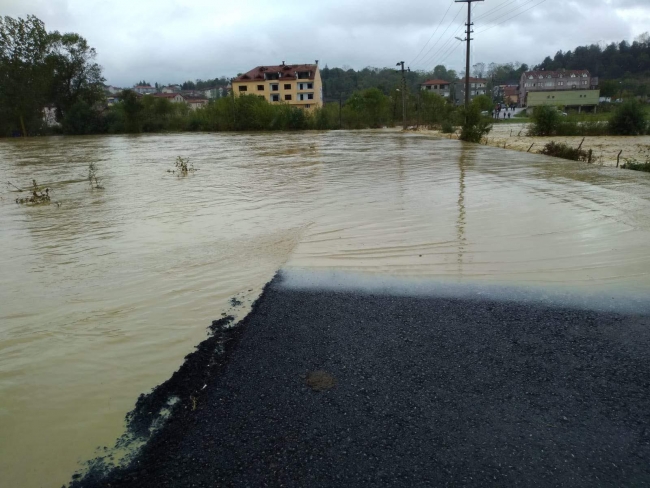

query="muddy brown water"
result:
[1,131,650,487]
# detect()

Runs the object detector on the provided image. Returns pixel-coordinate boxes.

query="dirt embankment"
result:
[426,123,650,167]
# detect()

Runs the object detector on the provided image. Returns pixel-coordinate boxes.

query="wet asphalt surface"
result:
[72,279,650,487]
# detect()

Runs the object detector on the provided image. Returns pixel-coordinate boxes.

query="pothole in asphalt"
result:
[305,370,337,391]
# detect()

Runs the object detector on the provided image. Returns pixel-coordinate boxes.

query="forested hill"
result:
[534,33,650,79]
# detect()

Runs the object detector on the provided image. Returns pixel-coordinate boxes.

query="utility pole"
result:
[455,0,483,111]
[396,61,406,130]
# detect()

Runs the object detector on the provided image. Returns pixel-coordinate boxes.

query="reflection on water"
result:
[457,148,467,272]
[1,131,650,487]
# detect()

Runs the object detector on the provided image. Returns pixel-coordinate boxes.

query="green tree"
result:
[529,105,561,136]
[471,94,493,112]
[0,15,50,136]
[46,31,105,121]
[600,80,618,98]
[61,100,104,134]
[609,99,648,135]
[119,89,143,133]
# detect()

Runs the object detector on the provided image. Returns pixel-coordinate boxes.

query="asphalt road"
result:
[71,277,650,487]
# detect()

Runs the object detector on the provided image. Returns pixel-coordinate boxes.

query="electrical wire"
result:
[417,21,465,70]
[409,1,454,66]
[413,4,465,70]
[439,39,466,66]
[476,0,547,33]
[473,0,519,22]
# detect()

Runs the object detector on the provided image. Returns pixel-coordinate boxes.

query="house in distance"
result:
[420,79,451,99]
[232,62,323,110]
[519,69,600,112]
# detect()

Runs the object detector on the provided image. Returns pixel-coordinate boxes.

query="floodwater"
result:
[1,131,649,487]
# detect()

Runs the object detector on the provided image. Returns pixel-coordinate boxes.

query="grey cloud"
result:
[0,0,647,86]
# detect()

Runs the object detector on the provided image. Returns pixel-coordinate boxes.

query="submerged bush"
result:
[620,158,650,172]
[539,142,588,161]
[460,104,492,143]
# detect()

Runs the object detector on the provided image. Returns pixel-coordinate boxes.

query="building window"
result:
[257,85,264,91]
[305,104,311,109]
[307,93,314,100]
[271,94,279,102]
[271,84,279,92]
[284,84,291,90]
[238,86,247,92]
[307,83,313,89]
[285,94,292,101]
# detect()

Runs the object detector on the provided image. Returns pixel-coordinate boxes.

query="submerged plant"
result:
[620,158,650,172]
[539,142,589,162]
[168,156,197,175]
[88,163,104,189]
[15,180,52,205]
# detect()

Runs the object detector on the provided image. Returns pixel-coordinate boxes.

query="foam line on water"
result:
[276,268,650,316]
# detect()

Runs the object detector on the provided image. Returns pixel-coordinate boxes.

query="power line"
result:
[476,0,547,33]
[479,0,540,24]
[439,39,466,66]
[473,0,519,21]
[409,1,454,66]
[417,22,465,69]
[414,5,465,69]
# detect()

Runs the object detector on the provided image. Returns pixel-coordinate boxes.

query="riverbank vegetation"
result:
[539,142,590,162]
[528,101,649,137]
[620,159,650,172]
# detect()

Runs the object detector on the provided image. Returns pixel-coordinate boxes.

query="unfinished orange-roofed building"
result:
[232,62,323,110]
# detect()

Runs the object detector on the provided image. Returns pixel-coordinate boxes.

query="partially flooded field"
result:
[1,131,650,487]
[470,123,650,167]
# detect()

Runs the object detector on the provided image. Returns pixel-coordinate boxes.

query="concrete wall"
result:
[526,90,600,108]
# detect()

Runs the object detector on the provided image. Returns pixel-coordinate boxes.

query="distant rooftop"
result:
[523,69,590,78]
[421,79,451,86]
[234,63,319,83]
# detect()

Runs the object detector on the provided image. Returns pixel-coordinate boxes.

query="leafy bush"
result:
[528,105,561,136]
[620,158,650,172]
[554,118,609,136]
[608,99,648,135]
[441,120,455,133]
[539,142,588,161]
[460,104,492,143]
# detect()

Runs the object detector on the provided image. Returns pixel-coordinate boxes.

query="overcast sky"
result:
[2,0,649,86]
